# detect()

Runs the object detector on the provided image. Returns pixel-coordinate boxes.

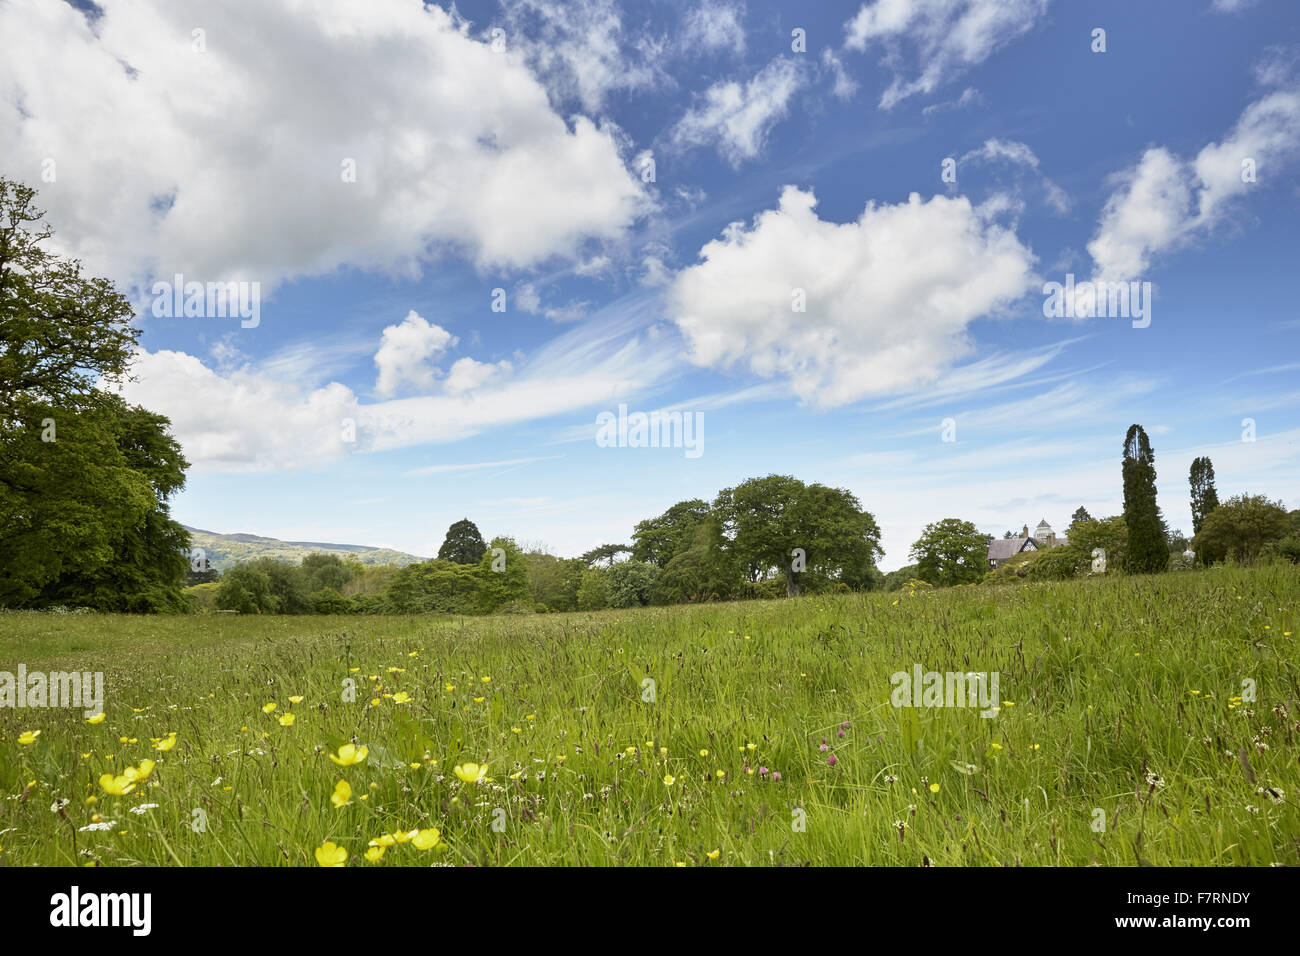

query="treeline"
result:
[192,475,885,614]
[5,178,1295,618]
[885,428,1300,590]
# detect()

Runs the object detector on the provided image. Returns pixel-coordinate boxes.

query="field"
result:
[1,565,1297,867]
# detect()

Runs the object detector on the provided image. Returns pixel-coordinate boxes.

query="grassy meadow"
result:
[1,564,1297,867]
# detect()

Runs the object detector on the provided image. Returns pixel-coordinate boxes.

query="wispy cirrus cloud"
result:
[843,0,1051,109]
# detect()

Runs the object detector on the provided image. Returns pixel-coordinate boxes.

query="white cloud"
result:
[960,138,1040,169]
[373,311,456,398]
[959,138,1071,213]
[1088,75,1300,282]
[0,0,652,293]
[670,57,805,166]
[514,282,590,321]
[844,0,1050,109]
[921,86,984,117]
[821,48,859,100]
[116,349,360,473]
[404,456,559,477]
[115,293,679,472]
[639,254,673,287]
[443,357,514,395]
[501,0,666,113]
[667,186,1037,407]
[683,1,746,56]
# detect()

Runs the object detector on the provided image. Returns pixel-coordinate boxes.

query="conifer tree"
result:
[1122,424,1167,573]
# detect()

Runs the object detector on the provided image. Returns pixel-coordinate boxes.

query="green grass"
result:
[1,565,1297,866]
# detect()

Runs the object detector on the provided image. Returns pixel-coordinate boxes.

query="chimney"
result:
[1022,524,1029,539]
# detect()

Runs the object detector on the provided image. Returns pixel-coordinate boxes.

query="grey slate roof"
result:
[988,537,1032,561]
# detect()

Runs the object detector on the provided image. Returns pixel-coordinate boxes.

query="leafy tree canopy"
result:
[908,518,991,587]
[437,518,487,565]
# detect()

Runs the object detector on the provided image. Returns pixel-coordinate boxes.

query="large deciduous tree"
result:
[0,178,138,419]
[712,475,881,597]
[631,499,710,567]
[908,518,991,587]
[0,178,190,610]
[1121,424,1168,574]
[1191,494,1291,565]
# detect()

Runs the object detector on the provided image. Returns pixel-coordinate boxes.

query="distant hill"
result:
[183,525,425,571]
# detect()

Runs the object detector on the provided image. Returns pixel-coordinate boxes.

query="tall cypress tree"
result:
[1189,456,1220,536]
[1122,424,1167,573]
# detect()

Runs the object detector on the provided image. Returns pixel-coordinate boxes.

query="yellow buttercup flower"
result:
[663,774,675,786]
[314,841,347,867]
[289,696,304,704]
[99,772,138,795]
[329,744,369,766]
[412,828,442,850]
[152,733,177,752]
[699,749,708,757]
[370,833,396,848]
[364,845,385,861]
[392,692,412,705]
[929,783,940,793]
[330,780,352,809]
[278,713,296,727]
[262,703,277,714]
[706,849,720,860]
[17,731,40,745]
[86,713,106,725]
[454,762,490,784]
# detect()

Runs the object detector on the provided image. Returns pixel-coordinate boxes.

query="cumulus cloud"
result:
[443,357,514,395]
[373,311,457,397]
[1088,73,1300,282]
[0,0,652,295]
[667,186,1037,407]
[117,349,361,473]
[844,0,1050,109]
[669,57,805,166]
[114,293,680,472]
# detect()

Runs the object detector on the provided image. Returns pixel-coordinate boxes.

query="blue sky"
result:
[5,0,1298,569]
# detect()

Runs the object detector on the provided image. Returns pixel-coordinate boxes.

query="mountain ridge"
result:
[182,525,425,571]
